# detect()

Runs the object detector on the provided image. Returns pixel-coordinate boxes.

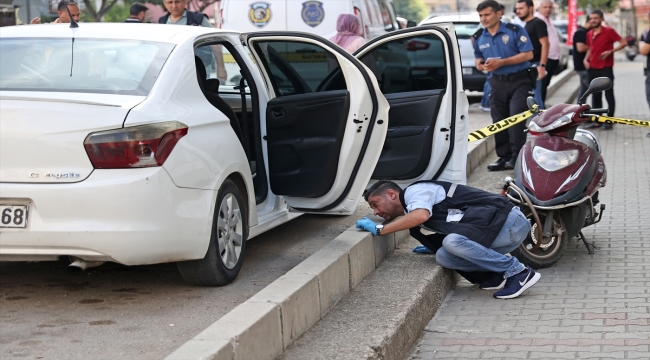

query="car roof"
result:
[420,14,479,25]
[0,23,240,44]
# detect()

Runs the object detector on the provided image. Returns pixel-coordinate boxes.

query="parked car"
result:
[0,23,468,286]
[419,14,486,92]
[554,24,570,74]
[218,0,399,40]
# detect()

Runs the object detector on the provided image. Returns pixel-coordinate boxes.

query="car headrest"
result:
[195,56,206,89]
[204,79,220,93]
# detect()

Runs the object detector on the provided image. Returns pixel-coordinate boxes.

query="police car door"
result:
[354,24,469,186]
[242,32,389,214]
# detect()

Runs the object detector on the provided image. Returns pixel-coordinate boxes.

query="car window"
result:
[0,38,174,96]
[195,44,251,94]
[359,34,447,94]
[252,41,346,97]
[377,0,396,31]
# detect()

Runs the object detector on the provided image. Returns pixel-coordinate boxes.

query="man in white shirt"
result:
[535,0,561,102]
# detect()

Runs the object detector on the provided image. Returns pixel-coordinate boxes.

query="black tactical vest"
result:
[399,180,514,248]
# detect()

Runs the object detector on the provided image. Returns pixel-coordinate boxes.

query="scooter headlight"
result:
[532,146,579,172]
[528,112,574,132]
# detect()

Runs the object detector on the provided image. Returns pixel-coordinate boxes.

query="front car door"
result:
[354,24,469,186]
[243,32,389,214]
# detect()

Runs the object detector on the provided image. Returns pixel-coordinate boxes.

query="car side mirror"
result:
[527,96,538,110]
[406,20,416,28]
[578,77,612,104]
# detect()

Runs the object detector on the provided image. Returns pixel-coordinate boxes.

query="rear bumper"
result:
[0,168,214,265]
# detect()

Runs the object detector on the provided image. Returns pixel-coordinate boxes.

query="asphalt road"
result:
[0,203,371,360]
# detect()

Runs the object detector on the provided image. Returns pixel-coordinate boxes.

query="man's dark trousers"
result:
[588,67,615,117]
[541,58,560,102]
[489,75,530,161]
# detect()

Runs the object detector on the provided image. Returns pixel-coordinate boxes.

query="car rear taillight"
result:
[406,40,430,51]
[84,121,188,169]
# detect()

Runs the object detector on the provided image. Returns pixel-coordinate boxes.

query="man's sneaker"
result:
[479,105,491,112]
[493,266,541,299]
[479,273,506,290]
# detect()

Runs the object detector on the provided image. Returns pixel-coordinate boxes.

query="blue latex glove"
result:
[413,245,434,254]
[355,217,377,235]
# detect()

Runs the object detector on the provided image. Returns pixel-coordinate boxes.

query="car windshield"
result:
[0,38,175,96]
[453,22,481,38]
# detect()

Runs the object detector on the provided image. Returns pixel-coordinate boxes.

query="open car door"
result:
[354,24,469,186]
[242,32,390,214]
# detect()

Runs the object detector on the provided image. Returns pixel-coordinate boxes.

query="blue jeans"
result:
[481,73,492,108]
[435,207,530,278]
[531,63,545,109]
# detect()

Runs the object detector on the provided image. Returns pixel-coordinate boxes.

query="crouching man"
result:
[356,180,540,299]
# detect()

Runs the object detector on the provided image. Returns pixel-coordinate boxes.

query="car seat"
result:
[194,56,245,149]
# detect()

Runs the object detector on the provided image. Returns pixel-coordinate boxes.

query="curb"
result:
[165,228,411,360]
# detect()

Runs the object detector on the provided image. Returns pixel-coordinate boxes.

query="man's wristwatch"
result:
[376,224,384,236]
[540,64,546,67]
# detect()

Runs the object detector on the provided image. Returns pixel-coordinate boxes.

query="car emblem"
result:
[502,34,509,44]
[44,173,80,179]
[249,2,272,28]
[301,1,325,28]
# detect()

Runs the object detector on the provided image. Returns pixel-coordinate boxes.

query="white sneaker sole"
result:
[480,279,506,290]
[494,272,541,299]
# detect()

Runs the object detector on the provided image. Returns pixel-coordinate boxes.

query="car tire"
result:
[177,179,248,286]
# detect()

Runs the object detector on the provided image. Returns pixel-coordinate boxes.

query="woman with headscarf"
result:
[330,14,365,53]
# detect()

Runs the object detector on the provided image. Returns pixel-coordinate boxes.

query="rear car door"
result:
[243,32,389,214]
[354,24,469,185]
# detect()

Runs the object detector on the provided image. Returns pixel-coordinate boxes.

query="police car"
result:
[0,23,468,286]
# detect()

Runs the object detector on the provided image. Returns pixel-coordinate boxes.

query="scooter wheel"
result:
[511,212,568,269]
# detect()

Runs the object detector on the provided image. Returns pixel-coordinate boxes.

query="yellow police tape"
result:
[592,116,650,128]
[468,105,538,143]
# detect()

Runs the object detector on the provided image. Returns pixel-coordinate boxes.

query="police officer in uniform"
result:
[473,0,534,171]
[355,180,541,300]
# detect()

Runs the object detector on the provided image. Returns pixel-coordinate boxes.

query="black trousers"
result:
[541,58,560,102]
[489,75,531,160]
[588,67,615,117]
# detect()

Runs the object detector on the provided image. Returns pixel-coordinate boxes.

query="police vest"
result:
[158,11,207,26]
[398,180,515,248]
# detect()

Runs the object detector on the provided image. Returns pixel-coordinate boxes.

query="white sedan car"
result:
[0,23,468,285]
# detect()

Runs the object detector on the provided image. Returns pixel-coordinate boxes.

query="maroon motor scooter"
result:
[503,77,613,268]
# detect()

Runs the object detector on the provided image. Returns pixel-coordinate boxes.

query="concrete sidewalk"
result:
[411,61,650,359]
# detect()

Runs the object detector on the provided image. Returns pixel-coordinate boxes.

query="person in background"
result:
[473,0,533,171]
[330,14,366,53]
[639,12,650,137]
[30,0,80,24]
[573,18,591,103]
[535,0,560,103]
[478,4,507,113]
[583,10,626,130]
[126,3,148,23]
[516,0,549,109]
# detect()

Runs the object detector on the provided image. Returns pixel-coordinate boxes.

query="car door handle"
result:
[270,107,286,119]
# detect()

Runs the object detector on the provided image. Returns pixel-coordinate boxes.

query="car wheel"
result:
[177,179,248,286]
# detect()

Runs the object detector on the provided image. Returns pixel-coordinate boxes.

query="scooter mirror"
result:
[579,77,613,104]
[527,96,538,110]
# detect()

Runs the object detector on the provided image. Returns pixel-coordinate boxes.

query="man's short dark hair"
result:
[516,0,534,7]
[363,180,402,202]
[57,0,78,11]
[591,10,604,19]
[477,0,502,13]
[130,2,148,15]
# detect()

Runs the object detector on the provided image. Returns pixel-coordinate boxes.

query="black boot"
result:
[487,157,509,171]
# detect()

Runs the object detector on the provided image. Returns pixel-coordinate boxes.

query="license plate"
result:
[462,67,474,75]
[0,205,29,228]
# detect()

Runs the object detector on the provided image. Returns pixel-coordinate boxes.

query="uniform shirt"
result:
[473,22,534,75]
[402,182,446,217]
[586,26,622,69]
[524,17,548,64]
[166,10,212,27]
[534,13,560,60]
[572,26,588,71]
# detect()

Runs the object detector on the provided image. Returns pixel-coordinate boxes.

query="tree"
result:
[393,0,428,23]
[82,0,120,22]
[102,3,131,22]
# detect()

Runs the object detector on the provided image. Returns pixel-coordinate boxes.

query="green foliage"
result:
[103,3,131,22]
[393,0,428,23]
[576,0,619,12]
